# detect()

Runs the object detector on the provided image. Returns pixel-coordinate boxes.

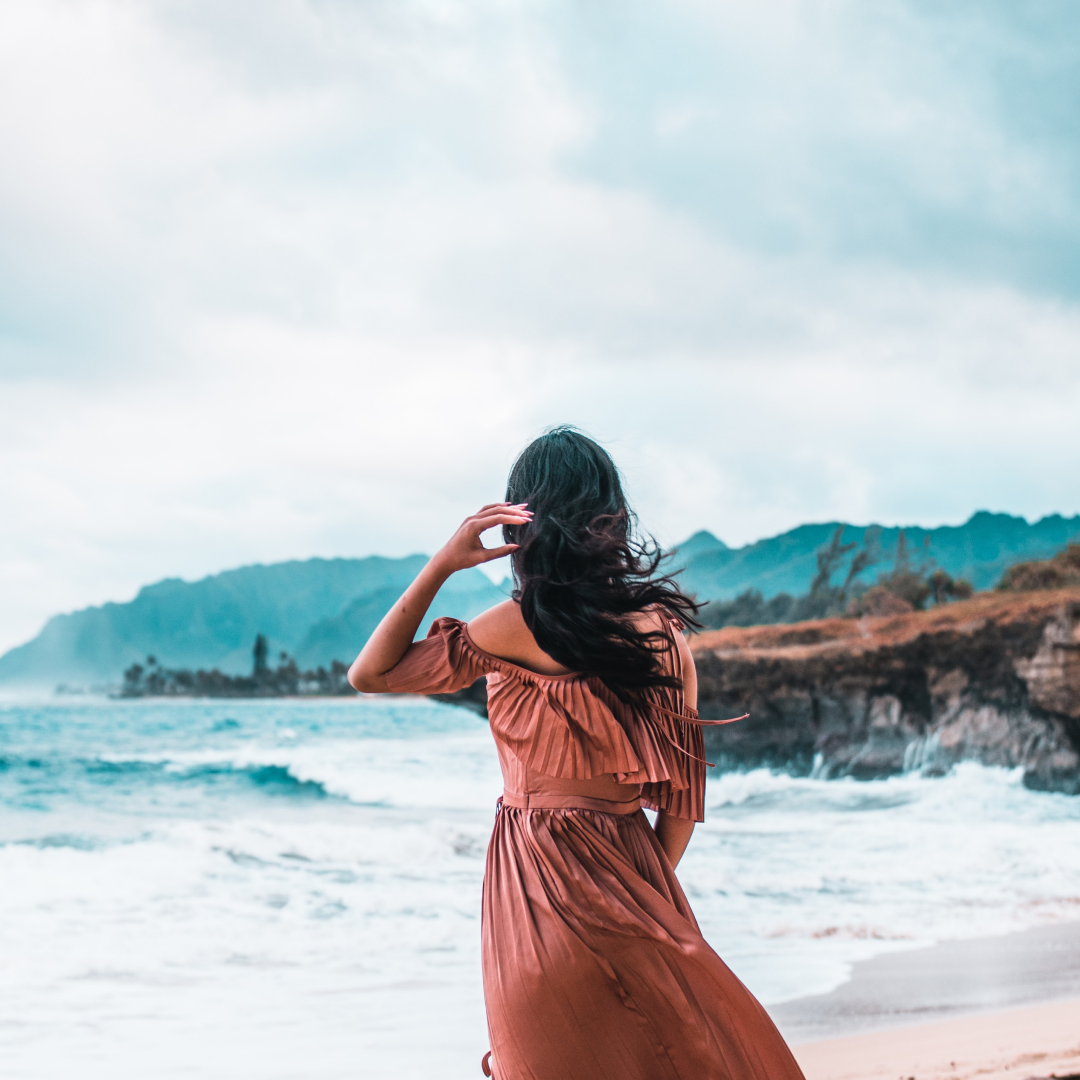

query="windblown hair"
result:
[503,427,700,702]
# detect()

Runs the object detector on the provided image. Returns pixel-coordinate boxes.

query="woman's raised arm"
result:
[347,503,530,692]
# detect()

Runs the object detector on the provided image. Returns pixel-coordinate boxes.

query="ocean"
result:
[2,696,1079,1080]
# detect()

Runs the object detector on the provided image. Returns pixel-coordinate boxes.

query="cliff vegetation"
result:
[698,526,974,629]
[999,543,1080,592]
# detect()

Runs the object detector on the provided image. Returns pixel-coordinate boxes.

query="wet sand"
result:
[771,921,1080,1080]
[792,997,1080,1080]
[772,920,1080,1042]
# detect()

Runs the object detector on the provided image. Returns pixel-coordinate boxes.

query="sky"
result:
[3,0,1080,654]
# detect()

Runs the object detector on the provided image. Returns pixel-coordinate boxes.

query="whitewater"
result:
[2,697,1079,1080]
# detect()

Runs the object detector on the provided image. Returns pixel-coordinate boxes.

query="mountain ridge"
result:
[672,511,1080,601]
[0,555,506,688]
[3,509,1078,689]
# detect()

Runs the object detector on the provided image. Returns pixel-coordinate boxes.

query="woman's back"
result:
[470,600,696,806]
[467,598,699,706]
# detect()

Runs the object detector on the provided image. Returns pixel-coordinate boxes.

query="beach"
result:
[795,998,1080,1080]
[778,922,1080,1080]
[2,696,1079,1079]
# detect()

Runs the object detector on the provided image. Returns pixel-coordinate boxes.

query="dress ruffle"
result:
[384,616,711,821]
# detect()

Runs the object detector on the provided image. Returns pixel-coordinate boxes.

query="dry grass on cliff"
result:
[690,588,1080,660]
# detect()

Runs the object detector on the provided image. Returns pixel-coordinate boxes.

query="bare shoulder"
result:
[466,601,697,694]
[467,599,524,644]
[467,600,573,676]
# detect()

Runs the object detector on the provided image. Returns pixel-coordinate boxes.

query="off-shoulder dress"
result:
[384,615,805,1080]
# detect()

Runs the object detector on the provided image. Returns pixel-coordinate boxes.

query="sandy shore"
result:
[772,920,1080,1042]
[792,997,1080,1080]
[770,921,1080,1080]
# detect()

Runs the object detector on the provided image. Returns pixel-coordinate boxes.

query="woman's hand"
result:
[431,503,532,574]
[348,502,530,692]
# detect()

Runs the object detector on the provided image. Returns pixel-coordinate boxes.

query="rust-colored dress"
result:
[385,616,805,1080]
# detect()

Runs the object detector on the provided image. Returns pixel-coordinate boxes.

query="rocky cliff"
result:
[692,590,1080,793]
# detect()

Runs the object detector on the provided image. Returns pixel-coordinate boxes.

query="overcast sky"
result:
[3,0,1080,653]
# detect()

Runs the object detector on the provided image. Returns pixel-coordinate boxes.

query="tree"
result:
[699,589,797,630]
[253,633,269,676]
[878,531,933,610]
[841,527,881,597]
[928,569,975,605]
[810,527,856,598]
[929,569,952,605]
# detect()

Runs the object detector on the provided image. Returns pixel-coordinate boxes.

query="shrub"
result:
[848,585,914,617]
[998,543,1080,591]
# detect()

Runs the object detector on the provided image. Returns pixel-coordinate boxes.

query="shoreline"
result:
[771,919,1080,1043]
[791,998,1080,1080]
[772,921,1080,1080]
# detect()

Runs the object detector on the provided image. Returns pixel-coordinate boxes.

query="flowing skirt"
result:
[481,799,806,1080]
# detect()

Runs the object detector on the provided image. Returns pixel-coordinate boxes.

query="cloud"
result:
[558,0,1080,295]
[1,0,1079,653]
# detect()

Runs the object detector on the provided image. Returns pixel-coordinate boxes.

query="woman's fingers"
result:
[470,507,531,528]
[477,543,519,562]
[475,502,528,515]
[471,506,529,526]
[469,512,531,535]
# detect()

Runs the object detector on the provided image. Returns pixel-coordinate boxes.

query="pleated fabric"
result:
[385,617,710,820]
[384,617,805,1080]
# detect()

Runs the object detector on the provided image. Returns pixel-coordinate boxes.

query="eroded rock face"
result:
[1015,602,1080,719]
[692,592,1080,794]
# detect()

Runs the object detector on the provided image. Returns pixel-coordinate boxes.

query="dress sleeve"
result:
[383,617,494,695]
[639,748,706,822]
[632,616,708,822]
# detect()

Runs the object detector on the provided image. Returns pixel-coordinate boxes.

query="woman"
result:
[348,428,804,1080]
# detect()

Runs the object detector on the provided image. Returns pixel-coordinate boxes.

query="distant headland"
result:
[0,510,1077,697]
[7,510,1078,795]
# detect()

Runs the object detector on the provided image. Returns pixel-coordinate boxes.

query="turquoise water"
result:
[1,697,481,832]
[2,697,1079,1080]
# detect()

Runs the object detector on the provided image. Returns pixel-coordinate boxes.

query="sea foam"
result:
[1,699,1079,1079]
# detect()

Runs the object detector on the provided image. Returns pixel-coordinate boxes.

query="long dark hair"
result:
[503,427,700,701]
